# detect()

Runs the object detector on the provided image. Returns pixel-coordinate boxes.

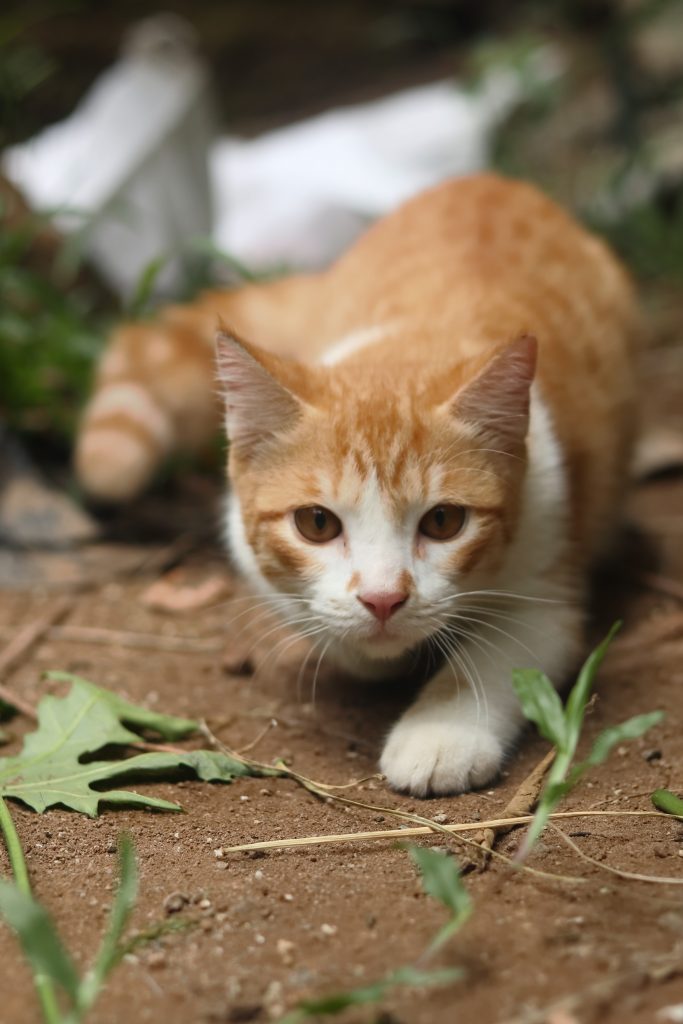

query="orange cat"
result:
[76,174,640,795]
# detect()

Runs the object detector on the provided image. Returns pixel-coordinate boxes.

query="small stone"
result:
[254,933,266,945]
[276,938,295,965]
[320,923,337,936]
[147,950,166,969]
[654,843,669,859]
[432,812,449,824]
[644,748,663,763]
[240,795,250,803]
[282,893,293,902]
[214,847,225,859]
[163,892,189,914]
[198,898,212,910]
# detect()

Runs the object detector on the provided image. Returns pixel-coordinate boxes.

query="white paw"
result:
[379,717,504,796]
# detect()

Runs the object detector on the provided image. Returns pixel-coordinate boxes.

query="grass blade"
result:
[78,835,137,1011]
[0,880,80,1006]
[408,846,472,954]
[564,622,621,751]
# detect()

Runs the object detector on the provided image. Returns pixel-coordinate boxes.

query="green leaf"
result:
[652,789,683,816]
[0,675,268,816]
[584,711,664,767]
[512,668,568,749]
[46,672,199,740]
[408,846,472,953]
[0,880,80,1003]
[564,622,621,752]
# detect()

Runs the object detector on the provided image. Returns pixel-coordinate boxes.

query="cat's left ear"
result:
[446,334,537,450]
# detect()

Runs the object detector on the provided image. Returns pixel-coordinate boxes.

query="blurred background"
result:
[1,0,682,564]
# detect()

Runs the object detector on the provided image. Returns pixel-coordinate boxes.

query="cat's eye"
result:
[418,504,466,541]
[294,506,343,543]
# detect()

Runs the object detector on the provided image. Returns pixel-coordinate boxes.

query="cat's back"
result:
[320,174,642,559]
[323,173,636,345]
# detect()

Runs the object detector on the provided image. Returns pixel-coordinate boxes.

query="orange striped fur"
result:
[76,175,641,795]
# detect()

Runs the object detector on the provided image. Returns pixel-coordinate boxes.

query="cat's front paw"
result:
[379,717,504,796]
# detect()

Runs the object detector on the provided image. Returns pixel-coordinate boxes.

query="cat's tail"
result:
[75,274,322,502]
[75,303,221,503]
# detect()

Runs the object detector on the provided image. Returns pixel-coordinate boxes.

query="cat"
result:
[76,173,641,796]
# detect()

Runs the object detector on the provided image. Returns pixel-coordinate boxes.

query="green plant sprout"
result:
[0,818,136,1024]
[513,622,663,859]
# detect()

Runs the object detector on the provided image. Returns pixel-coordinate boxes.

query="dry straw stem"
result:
[549,824,683,885]
[219,808,671,855]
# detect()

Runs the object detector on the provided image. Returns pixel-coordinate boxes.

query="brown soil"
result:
[1,338,683,1024]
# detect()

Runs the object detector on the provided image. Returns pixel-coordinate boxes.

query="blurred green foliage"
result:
[0,211,109,444]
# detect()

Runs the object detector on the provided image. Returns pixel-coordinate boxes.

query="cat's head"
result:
[218,331,536,674]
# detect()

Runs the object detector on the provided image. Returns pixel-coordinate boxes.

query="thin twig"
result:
[550,823,683,885]
[217,809,673,855]
[0,599,74,719]
[45,625,223,654]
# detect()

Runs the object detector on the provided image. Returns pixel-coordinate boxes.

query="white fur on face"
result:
[228,460,489,670]
[226,389,569,679]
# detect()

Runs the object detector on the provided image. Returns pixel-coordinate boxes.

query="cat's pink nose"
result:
[358,591,409,623]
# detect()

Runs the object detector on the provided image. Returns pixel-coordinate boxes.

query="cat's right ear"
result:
[215,331,303,457]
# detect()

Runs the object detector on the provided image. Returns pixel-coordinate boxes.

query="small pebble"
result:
[276,938,295,965]
[320,923,337,936]
[163,892,189,914]
[433,812,449,824]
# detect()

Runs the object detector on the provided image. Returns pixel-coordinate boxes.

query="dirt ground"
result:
[1,330,683,1024]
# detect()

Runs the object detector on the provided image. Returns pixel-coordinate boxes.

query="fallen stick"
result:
[45,625,223,653]
[218,808,670,855]
[463,748,556,871]
[0,598,74,718]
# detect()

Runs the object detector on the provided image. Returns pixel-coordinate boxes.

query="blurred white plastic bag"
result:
[4,17,561,289]
[3,14,214,298]
[211,75,522,269]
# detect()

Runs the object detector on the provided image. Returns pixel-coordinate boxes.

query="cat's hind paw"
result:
[379,718,504,796]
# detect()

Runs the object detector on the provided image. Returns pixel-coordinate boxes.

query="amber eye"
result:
[294,506,343,543]
[418,505,466,541]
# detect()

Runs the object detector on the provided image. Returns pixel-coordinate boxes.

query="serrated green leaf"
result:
[512,668,568,749]
[0,676,268,816]
[0,880,80,1002]
[409,845,472,953]
[652,789,683,816]
[47,672,199,740]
